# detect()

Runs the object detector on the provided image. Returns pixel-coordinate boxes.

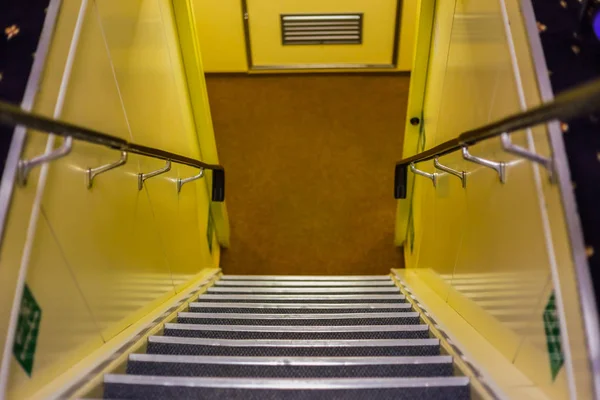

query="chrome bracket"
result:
[462,146,506,184]
[177,168,204,193]
[501,133,554,181]
[434,156,466,188]
[86,151,127,189]
[17,136,73,186]
[138,160,171,190]
[410,162,437,187]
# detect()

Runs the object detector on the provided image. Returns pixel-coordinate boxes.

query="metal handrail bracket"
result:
[410,163,437,188]
[461,147,506,184]
[86,151,127,189]
[177,169,204,193]
[501,133,554,181]
[138,160,171,190]
[434,156,466,188]
[17,136,73,186]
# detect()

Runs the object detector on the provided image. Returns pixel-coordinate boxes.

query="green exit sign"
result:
[13,285,42,376]
[543,292,564,381]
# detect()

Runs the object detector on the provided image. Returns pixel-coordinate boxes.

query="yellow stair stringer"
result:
[29,269,221,400]
[392,268,551,400]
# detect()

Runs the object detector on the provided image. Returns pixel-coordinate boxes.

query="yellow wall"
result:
[0,0,226,398]
[193,0,248,72]
[397,0,594,397]
[194,0,417,72]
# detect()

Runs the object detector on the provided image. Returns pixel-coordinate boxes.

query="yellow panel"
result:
[5,1,224,397]
[142,162,213,291]
[394,269,549,398]
[502,0,595,395]
[7,216,104,400]
[34,1,175,341]
[0,135,47,394]
[400,0,592,395]
[172,0,231,247]
[396,0,418,71]
[192,0,248,72]
[420,0,457,150]
[42,150,176,340]
[94,0,196,157]
[247,0,399,67]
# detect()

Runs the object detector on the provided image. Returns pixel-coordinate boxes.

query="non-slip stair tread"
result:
[129,354,453,365]
[214,280,394,287]
[145,337,440,357]
[194,294,407,303]
[126,355,454,378]
[208,287,400,294]
[163,323,431,339]
[177,312,421,326]
[165,323,429,332]
[104,376,470,400]
[188,302,413,314]
[148,336,440,347]
[220,275,392,281]
[178,312,417,319]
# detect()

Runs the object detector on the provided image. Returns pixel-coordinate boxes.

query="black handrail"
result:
[394,77,600,199]
[0,100,225,202]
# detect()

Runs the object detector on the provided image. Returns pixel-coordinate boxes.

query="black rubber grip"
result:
[394,164,408,199]
[212,168,225,202]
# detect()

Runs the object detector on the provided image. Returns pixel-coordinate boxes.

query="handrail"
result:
[394,78,600,199]
[0,100,225,202]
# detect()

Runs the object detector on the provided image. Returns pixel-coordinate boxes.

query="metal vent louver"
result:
[281,14,363,45]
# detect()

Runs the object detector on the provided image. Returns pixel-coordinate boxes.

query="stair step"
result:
[126,354,454,378]
[163,323,431,340]
[208,287,400,294]
[195,294,407,303]
[220,275,392,281]
[104,376,469,400]
[177,312,421,326]
[214,280,394,287]
[188,302,413,314]
[101,274,469,399]
[146,337,441,357]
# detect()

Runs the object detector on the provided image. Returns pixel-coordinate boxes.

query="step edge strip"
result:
[128,354,453,365]
[220,275,392,281]
[147,336,440,347]
[208,287,400,293]
[188,303,412,309]
[103,375,469,388]
[164,323,429,332]
[214,281,394,287]
[177,312,420,320]
[198,294,406,300]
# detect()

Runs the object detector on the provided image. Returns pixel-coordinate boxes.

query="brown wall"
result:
[206,74,409,275]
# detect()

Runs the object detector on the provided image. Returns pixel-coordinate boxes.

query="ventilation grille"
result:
[281,14,363,45]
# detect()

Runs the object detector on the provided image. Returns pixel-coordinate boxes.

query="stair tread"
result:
[164,323,429,332]
[195,294,406,303]
[189,302,411,310]
[215,281,394,287]
[208,287,400,293]
[148,336,439,347]
[104,375,469,388]
[179,312,417,319]
[221,275,392,281]
[128,354,452,364]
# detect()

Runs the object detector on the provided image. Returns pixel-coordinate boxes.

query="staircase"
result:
[102,275,471,399]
